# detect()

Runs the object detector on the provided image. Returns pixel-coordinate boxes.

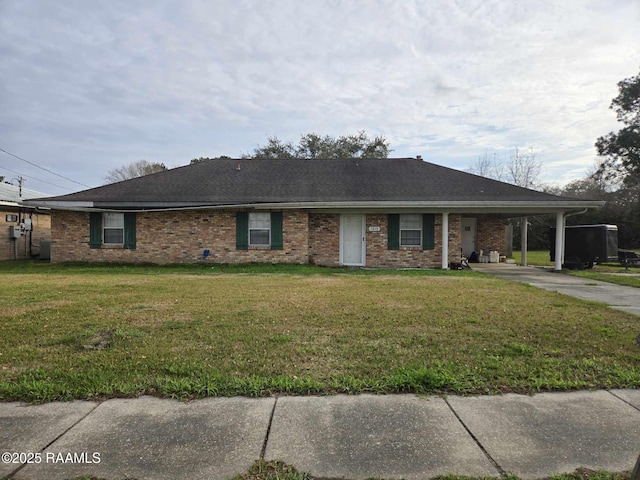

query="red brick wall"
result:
[51,210,309,264]
[52,209,466,268]
[364,213,461,268]
[308,213,340,266]
[307,213,461,268]
[475,215,507,256]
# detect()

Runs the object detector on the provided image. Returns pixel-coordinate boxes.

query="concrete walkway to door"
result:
[472,263,640,316]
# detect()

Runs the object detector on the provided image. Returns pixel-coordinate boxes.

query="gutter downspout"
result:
[563,208,588,222]
[28,212,41,258]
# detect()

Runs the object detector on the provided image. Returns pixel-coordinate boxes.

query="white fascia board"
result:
[22,200,94,210]
[24,199,605,214]
[1,200,44,209]
[251,200,605,213]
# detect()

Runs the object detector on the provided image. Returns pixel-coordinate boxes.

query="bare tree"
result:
[506,147,541,189]
[468,151,504,181]
[468,148,541,189]
[105,160,167,184]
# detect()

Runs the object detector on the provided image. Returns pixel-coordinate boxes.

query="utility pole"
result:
[19,176,23,197]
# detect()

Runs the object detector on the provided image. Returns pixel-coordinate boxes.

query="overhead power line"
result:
[0,147,91,188]
[0,163,73,191]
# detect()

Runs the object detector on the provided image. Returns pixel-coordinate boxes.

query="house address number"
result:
[368,226,381,232]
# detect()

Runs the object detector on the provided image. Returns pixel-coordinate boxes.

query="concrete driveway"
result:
[472,263,640,316]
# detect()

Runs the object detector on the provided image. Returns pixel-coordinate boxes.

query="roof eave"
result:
[253,200,605,214]
[25,199,605,214]
[1,200,42,209]
[23,200,95,209]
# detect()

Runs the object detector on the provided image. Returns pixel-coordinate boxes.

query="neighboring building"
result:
[27,158,603,270]
[0,182,51,261]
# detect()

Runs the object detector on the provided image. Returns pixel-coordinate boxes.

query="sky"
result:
[1,0,639,196]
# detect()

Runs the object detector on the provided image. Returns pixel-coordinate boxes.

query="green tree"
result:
[593,69,640,248]
[561,175,640,249]
[245,131,391,159]
[562,176,607,199]
[595,67,640,187]
[104,160,167,184]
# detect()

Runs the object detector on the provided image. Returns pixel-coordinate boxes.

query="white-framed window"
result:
[400,214,422,247]
[103,212,124,245]
[249,212,271,246]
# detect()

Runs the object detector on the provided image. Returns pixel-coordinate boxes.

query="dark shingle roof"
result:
[35,158,584,208]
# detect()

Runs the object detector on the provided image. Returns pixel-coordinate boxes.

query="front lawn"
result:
[1,262,639,402]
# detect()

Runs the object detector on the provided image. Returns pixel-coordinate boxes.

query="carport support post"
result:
[520,216,528,266]
[554,212,564,272]
[441,212,449,270]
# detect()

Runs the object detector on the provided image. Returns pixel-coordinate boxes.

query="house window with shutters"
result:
[236,211,283,250]
[89,212,136,249]
[400,214,422,247]
[387,213,435,251]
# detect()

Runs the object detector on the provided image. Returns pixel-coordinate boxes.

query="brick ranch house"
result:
[28,158,603,270]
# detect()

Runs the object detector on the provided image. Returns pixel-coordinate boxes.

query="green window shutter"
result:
[422,214,435,250]
[270,212,283,250]
[388,214,399,250]
[236,212,248,250]
[89,212,102,249]
[123,213,137,250]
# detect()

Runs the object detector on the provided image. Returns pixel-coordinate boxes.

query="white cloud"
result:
[0,0,638,194]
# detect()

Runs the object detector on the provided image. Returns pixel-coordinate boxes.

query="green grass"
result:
[510,250,554,266]
[0,260,477,276]
[229,460,313,480]
[1,261,639,403]
[53,464,633,480]
[565,259,640,288]
[510,251,640,288]
[567,269,640,288]
[229,462,633,480]
[434,473,631,480]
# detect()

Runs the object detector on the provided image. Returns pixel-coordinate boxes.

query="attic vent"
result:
[416,155,423,160]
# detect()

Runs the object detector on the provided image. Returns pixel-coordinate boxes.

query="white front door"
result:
[461,217,477,257]
[340,214,366,266]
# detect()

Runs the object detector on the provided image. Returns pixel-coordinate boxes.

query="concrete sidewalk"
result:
[472,263,640,316]
[2,390,640,480]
